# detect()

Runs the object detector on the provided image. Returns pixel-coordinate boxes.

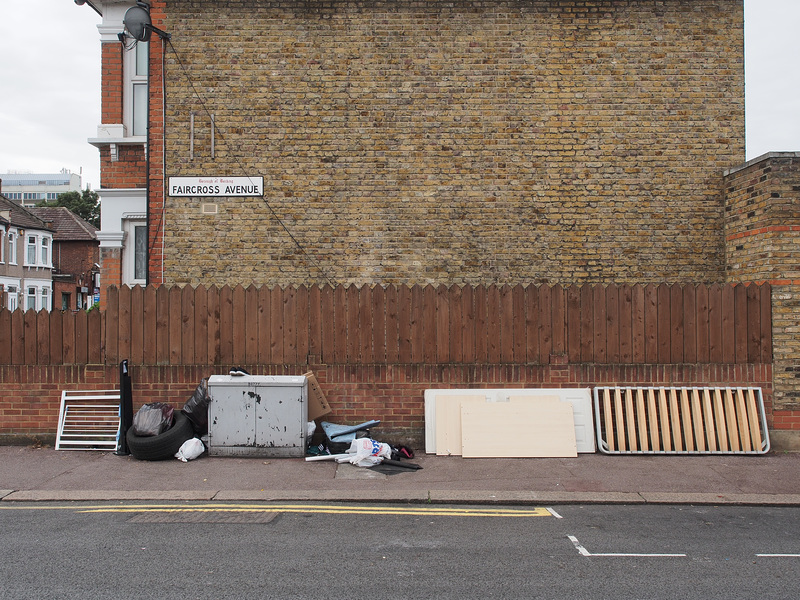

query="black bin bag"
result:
[132,402,175,437]
[182,378,211,436]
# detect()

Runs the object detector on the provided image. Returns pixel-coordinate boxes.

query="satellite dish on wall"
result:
[123,5,153,42]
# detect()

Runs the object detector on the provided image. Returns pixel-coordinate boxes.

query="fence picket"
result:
[320,284,335,364]
[696,284,710,363]
[512,284,526,362]
[566,284,581,363]
[410,285,424,364]
[619,284,633,363]
[579,284,593,363]
[460,284,476,363]
[670,284,684,364]
[193,285,208,365]
[644,284,658,363]
[156,285,171,365]
[592,284,606,363]
[245,285,259,365]
[284,285,298,364]
[436,285,450,364]
[683,285,697,364]
[88,308,102,364]
[48,310,62,365]
[606,285,619,364]
[143,286,158,364]
[499,284,514,364]
[527,284,542,364]
[487,284,501,363]
[231,285,246,366]
[631,284,646,364]
[0,311,11,364]
[118,285,132,363]
[359,285,372,364]
[346,285,360,363]
[75,310,88,364]
[721,284,736,364]
[551,284,566,357]
[371,285,386,364]
[385,284,399,363]
[296,285,310,365]
[708,284,723,363]
[131,285,144,365]
[36,310,50,365]
[449,285,464,363]
[62,310,75,364]
[219,285,233,365]
[657,284,671,364]
[398,284,412,363]
[105,286,119,364]
[270,286,285,365]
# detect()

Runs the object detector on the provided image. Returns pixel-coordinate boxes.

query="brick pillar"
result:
[147,0,167,285]
[101,39,123,124]
[724,152,800,448]
[99,247,122,310]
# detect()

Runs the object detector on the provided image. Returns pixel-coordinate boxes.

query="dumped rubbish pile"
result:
[124,378,210,462]
[117,368,420,472]
[306,420,421,471]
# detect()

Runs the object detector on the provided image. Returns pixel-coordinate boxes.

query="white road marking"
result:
[547,507,563,519]
[568,535,686,557]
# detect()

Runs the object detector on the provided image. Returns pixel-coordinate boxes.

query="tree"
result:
[37,188,100,228]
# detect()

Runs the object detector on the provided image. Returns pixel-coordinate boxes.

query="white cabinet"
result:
[207,375,308,457]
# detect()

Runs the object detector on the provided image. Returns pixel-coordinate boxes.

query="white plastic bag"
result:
[175,437,205,462]
[346,438,391,467]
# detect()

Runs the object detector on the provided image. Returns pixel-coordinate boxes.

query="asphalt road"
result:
[2,502,799,600]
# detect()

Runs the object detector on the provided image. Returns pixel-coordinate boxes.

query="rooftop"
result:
[27,207,97,242]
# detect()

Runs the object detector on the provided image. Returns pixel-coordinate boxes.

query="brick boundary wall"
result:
[0,362,773,448]
[724,153,800,446]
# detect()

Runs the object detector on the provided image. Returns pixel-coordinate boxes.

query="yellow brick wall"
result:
[161,0,744,287]
[724,153,800,411]
[724,153,800,283]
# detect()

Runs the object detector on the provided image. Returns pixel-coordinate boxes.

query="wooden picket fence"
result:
[0,283,772,367]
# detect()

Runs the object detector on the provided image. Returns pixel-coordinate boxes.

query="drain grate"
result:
[128,511,278,524]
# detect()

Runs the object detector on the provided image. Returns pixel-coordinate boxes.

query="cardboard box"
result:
[304,371,332,421]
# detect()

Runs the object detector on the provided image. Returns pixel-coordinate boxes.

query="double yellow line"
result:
[4,503,552,518]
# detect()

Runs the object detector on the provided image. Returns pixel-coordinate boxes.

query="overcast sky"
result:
[0,0,797,192]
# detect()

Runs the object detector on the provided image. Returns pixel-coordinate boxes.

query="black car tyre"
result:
[126,411,195,461]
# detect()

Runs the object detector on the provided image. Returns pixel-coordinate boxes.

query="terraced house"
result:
[2,0,796,449]
[0,195,54,312]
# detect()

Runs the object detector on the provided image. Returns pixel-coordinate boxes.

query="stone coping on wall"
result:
[724,151,800,177]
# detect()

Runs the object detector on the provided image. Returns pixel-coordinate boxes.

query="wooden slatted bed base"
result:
[593,387,770,455]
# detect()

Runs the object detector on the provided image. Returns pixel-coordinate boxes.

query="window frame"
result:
[125,41,149,138]
[122,219,148,285]
[7,229,17,265]
[22,232,52,268]
[40,236,50,266]
[26,235,37,266]
[6,285,18,311]
[26,286,37,311]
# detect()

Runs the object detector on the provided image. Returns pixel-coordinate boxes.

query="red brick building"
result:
[28,207,100,311]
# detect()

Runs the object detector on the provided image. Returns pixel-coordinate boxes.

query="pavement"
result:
[2,444,800,505]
